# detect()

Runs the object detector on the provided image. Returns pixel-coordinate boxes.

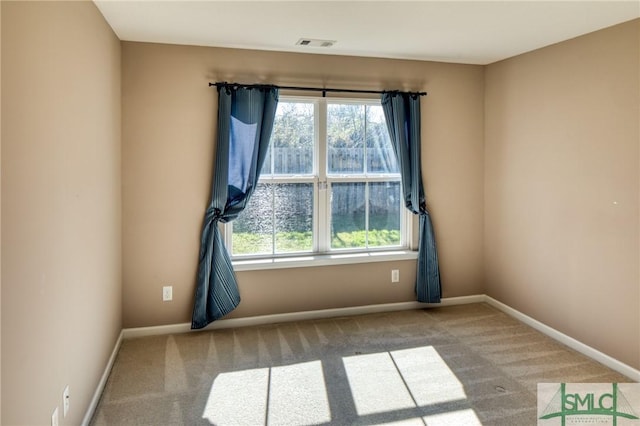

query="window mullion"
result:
[363,105,368,175]
[365,182,370,248]
[224,222,233,254]
[317,98,329,252]
[270,183,276,254]
[270,135,275,175]
[403,207,412,249]
[268,125,275,255]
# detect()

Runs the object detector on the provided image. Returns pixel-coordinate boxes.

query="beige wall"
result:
[121,42,485,327]
[485,20,640,369]
[1,2,121,425]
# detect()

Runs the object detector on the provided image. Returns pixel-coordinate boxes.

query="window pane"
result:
[264,102,314,176]
[366,105,399,174]
[232,97,407,259]
[368,182,401,247]
[232,183,273,255]
[275,183,313,253]
[331,182,366,249]
[328,104,365,174]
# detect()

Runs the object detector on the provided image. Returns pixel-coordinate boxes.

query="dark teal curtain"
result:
[192,85,279,329]
[381,92,441,303]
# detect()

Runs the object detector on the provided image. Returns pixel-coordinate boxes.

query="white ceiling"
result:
[94,1,640,65]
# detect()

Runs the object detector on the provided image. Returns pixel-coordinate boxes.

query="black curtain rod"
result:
[209,82,427,97]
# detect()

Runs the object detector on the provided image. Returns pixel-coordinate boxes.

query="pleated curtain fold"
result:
[192,85,279,329]
[381,92,441,303]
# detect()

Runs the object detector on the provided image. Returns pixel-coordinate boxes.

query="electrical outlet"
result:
[51,407,59,426]
[391,269,400,283]
[163,285,173,301]
[63,385,70,417]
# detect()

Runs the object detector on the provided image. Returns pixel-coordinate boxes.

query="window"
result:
[225,97,410,259]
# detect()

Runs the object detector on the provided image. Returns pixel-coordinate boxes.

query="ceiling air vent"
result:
[296,38,336,48]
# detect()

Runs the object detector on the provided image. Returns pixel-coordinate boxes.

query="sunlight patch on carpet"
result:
[391,346,467,406]
[343,352,416,415]
[370,417,426,425]
[202,361,330,425]
[268,360,331,425]
[204,345,475,424]
[202,367,269,424]
[343,346,468,416]
[423,408,482,425]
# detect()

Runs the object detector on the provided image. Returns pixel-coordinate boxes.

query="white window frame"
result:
[223,96,416,270]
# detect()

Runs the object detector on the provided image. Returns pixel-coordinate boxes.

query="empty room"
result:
[1,1,639,425]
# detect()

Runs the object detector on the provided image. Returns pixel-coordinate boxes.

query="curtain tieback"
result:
[419,201,430,216]
[205,207,224,223]
[408,207,429,216]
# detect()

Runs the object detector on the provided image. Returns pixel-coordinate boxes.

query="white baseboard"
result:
[82,329,123,426]
[122,295,486,339]
[484,295,640,382]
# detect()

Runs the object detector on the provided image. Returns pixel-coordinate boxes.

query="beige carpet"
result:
[91,303,631,425]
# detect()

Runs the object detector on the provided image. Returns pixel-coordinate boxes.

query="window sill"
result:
[233,250,418,272]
